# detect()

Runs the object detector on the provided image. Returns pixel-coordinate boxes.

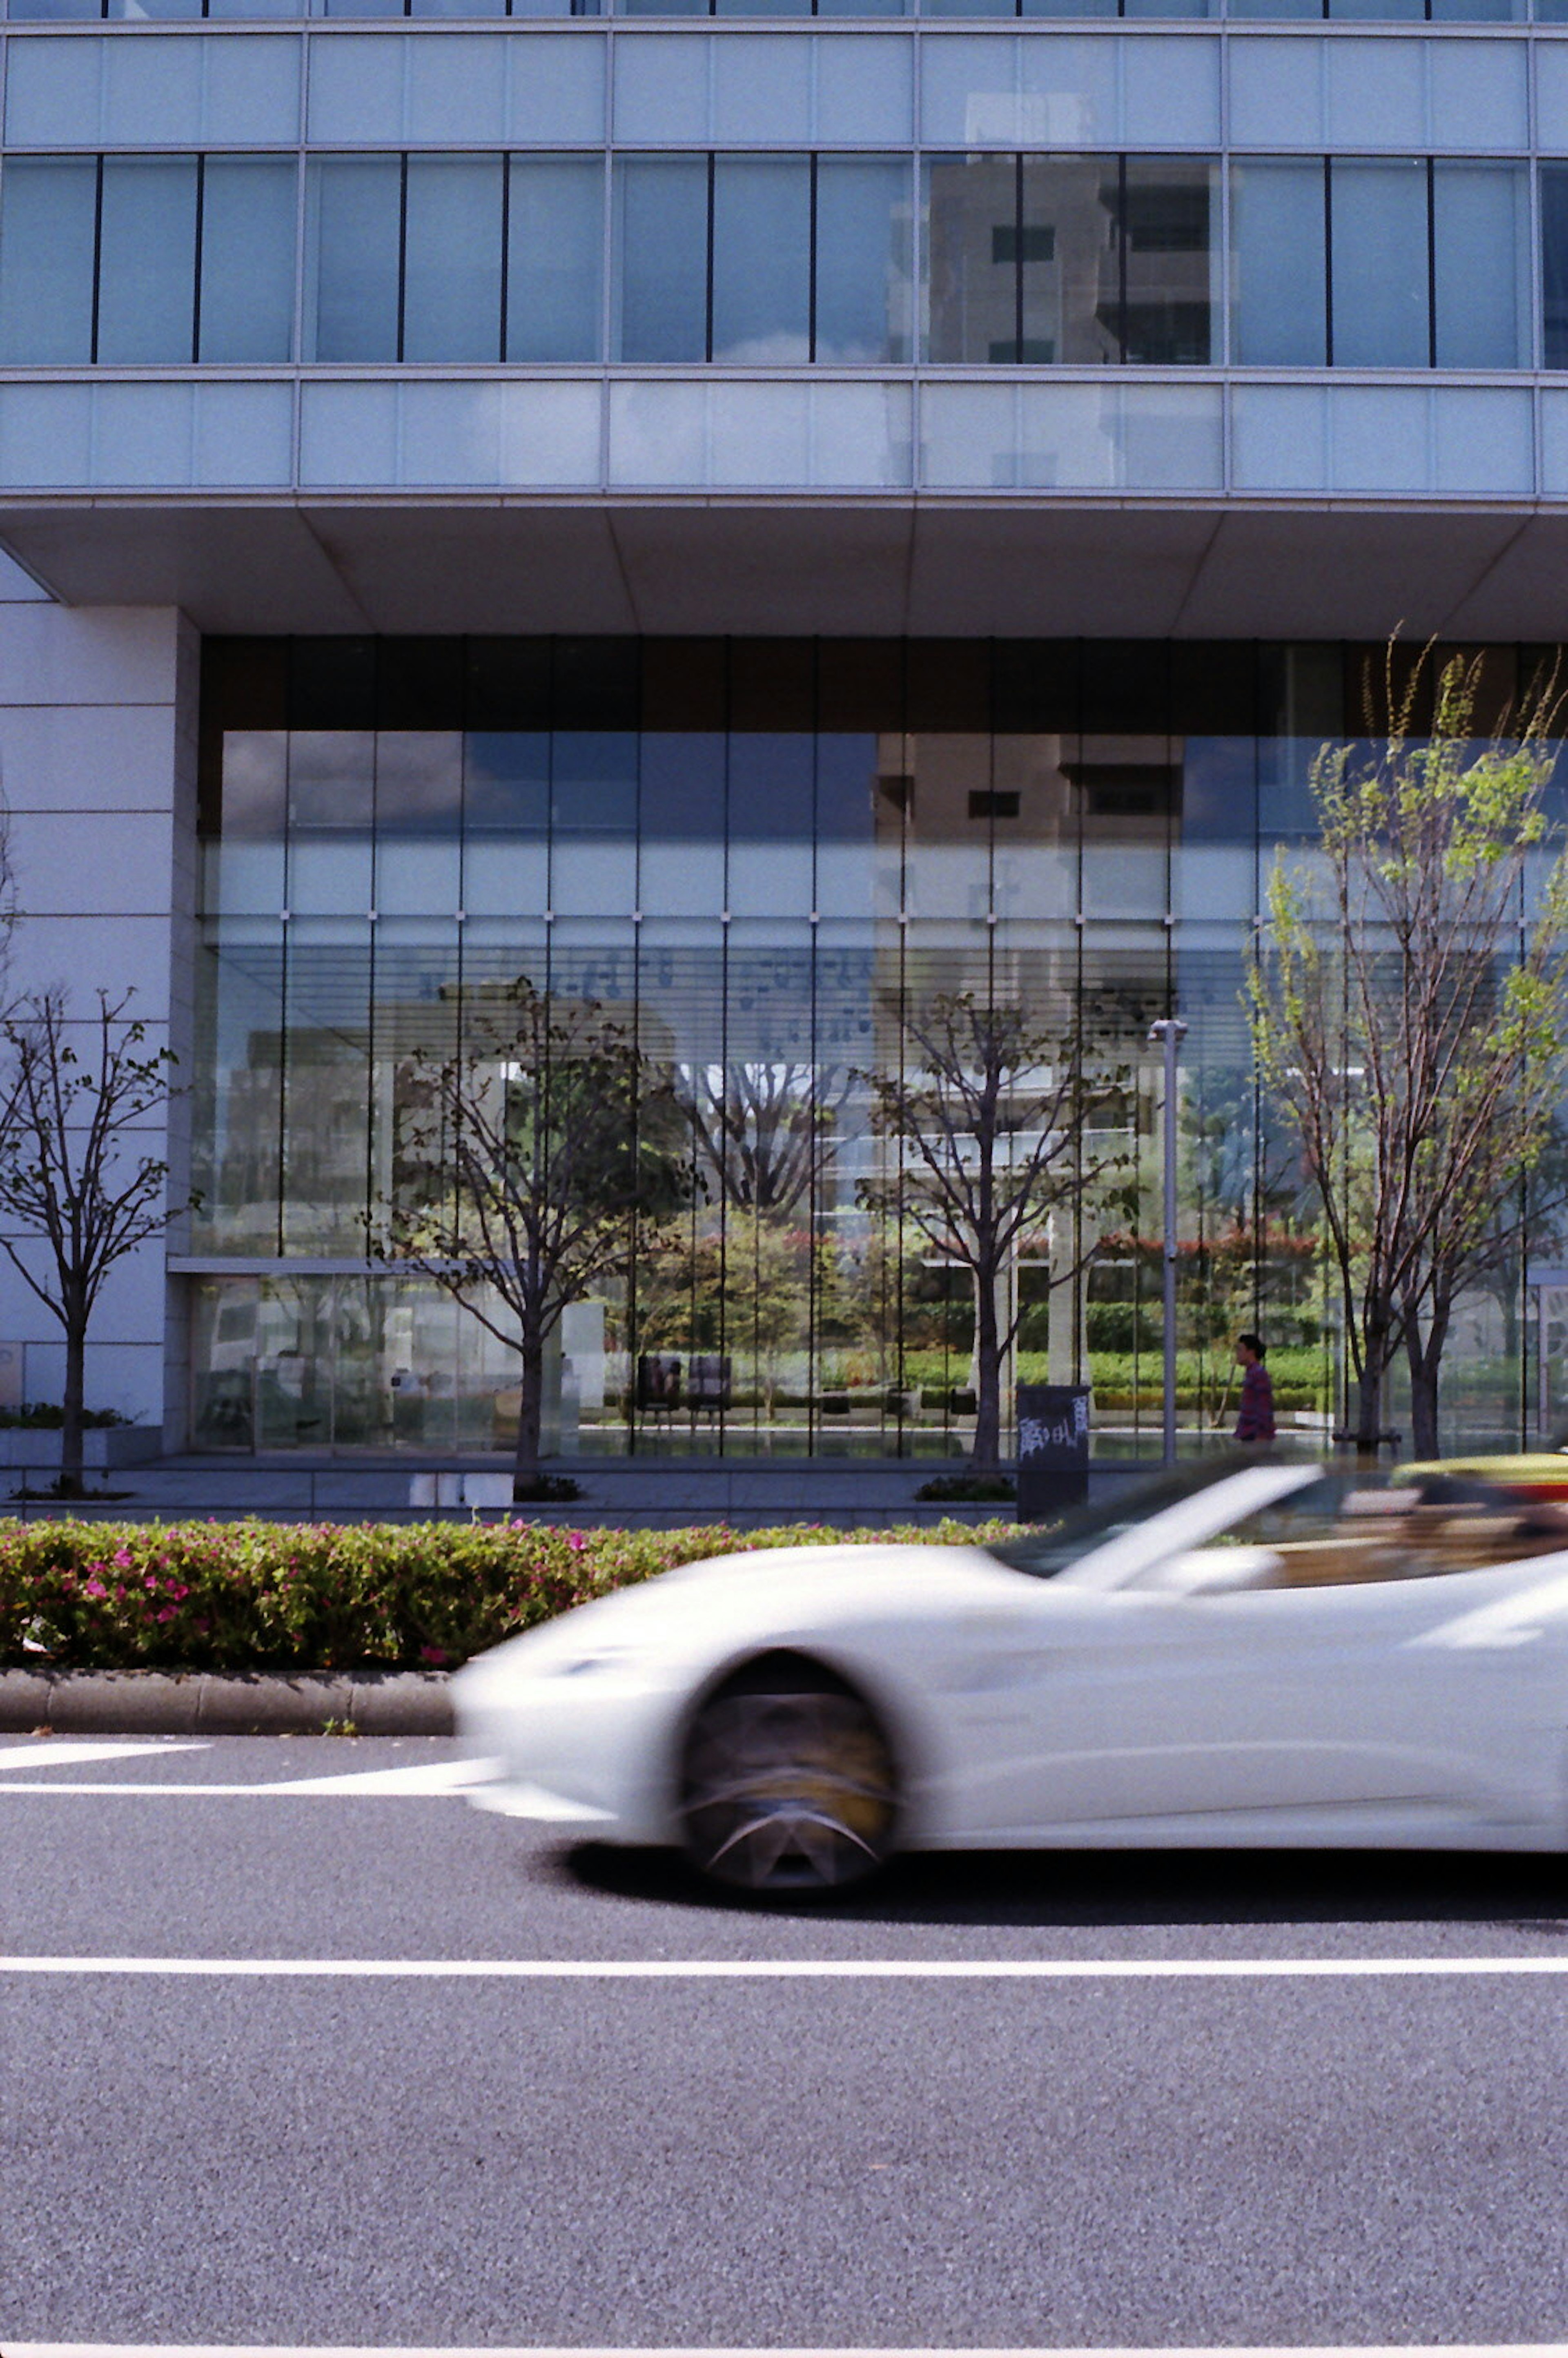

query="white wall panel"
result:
[713,35,812,143]
[504,32,605,141]
[5,34,301,149]
[1431,384,1532,491]
[1540,388,1568,490]
[0,608,182,709]
[298,381,398,486]
[1428,38,1528,151]
[607,380,708,484]
[1231,383,1330,490]
[10,810,174,920]
[1227,39,1325,151]
[813,36,913,145]
[0,707,179,813]
[612,34,710,143]
[0,386,91,491]
[1324,38,1425,149]
[1535,40,1568,152]
[1329,384,1432,491]
[1119,35,1220,146]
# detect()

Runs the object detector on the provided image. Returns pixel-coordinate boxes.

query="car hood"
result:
[456,1539,1017,1681]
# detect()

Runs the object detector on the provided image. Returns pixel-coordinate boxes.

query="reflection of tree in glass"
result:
[376,978,696,1498]
[858,991,1131,1473]
[680,1061,849,1216]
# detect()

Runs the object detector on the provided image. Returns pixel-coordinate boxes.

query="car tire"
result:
[678,1653,898,1895]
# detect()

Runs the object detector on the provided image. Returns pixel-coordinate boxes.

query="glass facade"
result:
[2,0,1552,20]
[1,146,1561,372]
[190,634,1568,1460]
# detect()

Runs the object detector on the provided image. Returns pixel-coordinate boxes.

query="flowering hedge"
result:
[0,1518,1017,1674]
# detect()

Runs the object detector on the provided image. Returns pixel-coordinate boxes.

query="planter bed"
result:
[0,1514,1017,1677]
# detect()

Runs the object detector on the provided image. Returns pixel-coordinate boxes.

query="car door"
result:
[936,1481,1568,1844]
[1070,1557,1568,1839]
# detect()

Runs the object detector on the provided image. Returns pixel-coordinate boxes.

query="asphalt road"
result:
[5,1734,1568,2348]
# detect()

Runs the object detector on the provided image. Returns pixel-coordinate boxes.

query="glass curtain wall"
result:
[192,635,1565,1458]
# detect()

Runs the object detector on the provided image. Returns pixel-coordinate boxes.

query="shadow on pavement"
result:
[559,1840,1568,1931]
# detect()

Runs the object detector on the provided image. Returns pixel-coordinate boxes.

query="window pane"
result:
[506,156,603,363]
[97,158,199,365]
[1331,158,1429,368]
[712,157,809,364]
[613,157,708,363]
[1230,159,1327,367]
[1020,156,1123,365]
[924,154,1018,365]
[1122,158,1215,365]
[200,158,296,363]
[1546,167,1568,370]
[814,158,910,364]
[304,157,402,363]
[403,156,503,363]
[0,156,96,363]
[1433,163,1528,369]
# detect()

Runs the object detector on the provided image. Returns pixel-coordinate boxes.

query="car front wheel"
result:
[678,1656,898,1895]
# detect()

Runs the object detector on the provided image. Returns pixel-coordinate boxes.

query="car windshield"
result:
[985,1458,1266,1580]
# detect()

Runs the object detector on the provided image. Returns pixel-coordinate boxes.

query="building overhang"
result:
[0,497,1563,643]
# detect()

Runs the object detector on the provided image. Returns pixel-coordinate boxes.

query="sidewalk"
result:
[0,1450,1062,1529]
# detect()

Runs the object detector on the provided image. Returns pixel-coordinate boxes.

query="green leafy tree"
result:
[376,979,697,1498]
[0,988,187,1497]
[857,990,1130,1472]
[1251,651,1568,1459]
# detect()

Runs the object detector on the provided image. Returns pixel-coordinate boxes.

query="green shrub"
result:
[0,1516,1019,1675]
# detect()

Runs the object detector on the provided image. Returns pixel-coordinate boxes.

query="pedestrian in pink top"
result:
[1234,1332,1276,1446]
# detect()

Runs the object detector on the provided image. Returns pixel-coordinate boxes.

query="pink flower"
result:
[82,1578,107,1599]
[114,1548,133,1570]
[568,1534,587,1553]
[156,1605,176,1622]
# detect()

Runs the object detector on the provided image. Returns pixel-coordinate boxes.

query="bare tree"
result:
[376,978,696,1500]
[0,989,186,1495]
[1251,650,1568,1459]
[682,1061,849,1215]
[857,991,1130,1472]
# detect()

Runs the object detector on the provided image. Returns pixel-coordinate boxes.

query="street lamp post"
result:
[1147,1016,1188,1467]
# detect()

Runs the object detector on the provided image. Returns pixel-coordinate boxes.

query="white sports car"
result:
[452,1457,1568,1894]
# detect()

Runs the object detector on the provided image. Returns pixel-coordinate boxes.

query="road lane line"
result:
[11,2345,1568,2357]
[0,1742,208,1773]
[4,1955,1568,1979]
[0,1765,486,1795]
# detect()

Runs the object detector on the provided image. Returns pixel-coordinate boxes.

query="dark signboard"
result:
[1016,1383,1091,1520]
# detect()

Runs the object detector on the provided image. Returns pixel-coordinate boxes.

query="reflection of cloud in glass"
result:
[464,733,550,832]
[288,731,373,830]
[374,733,462,834]
[220,731,286,839]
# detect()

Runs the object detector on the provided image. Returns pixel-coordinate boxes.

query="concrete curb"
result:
[0,1667,454,1737]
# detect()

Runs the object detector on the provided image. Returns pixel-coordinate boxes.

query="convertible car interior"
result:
[1157,1476,1568,1595]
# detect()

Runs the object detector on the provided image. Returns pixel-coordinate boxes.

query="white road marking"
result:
[264,1758,494,1795]
[0,1741,208,1772]
[0,1760,490,1796]
[4,1954,1568,1980]
[10,2345,1568,2358]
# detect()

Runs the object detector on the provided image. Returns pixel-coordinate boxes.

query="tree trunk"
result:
[1351,1354,1385,1468]
[1404,1296,1451,1462]
[512,1320,546,1501]
[970,1265,1002,1473]
[60,1313,86,1499]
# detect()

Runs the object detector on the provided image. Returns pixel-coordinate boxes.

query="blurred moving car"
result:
[453,1458,1568,1896]
[1399,1442,1568,1502]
